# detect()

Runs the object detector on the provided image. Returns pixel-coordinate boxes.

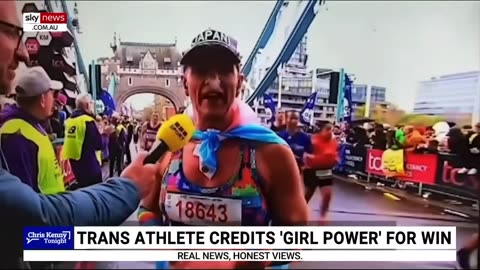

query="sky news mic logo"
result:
[24,227,74,250]
[23,12,68,32]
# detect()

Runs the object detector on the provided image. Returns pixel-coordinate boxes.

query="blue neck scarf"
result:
[192,124,287,176]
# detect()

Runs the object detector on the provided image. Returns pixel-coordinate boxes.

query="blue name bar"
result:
[24,227,74,250]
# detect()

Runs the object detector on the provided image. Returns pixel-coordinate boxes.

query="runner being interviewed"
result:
[140,28,308,269]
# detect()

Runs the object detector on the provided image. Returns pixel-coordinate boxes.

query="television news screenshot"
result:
[0,0,478,269]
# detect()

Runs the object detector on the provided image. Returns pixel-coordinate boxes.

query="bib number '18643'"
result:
[164,193,242,225]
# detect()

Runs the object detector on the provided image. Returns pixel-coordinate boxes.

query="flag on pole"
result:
[300,91,318,125]
[263,93,276,124]
[342,74,353,124]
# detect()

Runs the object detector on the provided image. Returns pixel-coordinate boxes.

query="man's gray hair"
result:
[75,93,92,108]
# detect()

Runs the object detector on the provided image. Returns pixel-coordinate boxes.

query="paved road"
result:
[113,144,476,269]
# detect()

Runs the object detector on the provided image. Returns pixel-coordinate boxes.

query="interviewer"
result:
[0,2,160,268]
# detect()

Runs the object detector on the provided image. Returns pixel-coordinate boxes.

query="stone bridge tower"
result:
[99,34,186,111]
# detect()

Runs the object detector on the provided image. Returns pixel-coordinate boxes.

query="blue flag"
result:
[263,93,276,124]
[342,74,353,124]
[300,91,318,125]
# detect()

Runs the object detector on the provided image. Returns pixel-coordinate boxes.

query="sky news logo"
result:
[23,12,68,32]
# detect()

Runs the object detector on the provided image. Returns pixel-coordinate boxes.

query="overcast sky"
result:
[70,1,480,111]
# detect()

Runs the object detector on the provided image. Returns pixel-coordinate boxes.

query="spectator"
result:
[424,126,435,140]
[386,129,399,150]
[426,139,439,154]
[63,93,103,188]
[446,128,471,174]
[371,124,387,150]
[461,125,474,138]
[108,114,127,177]
[332,124,342,143]
[124,117,134,165]
[271,111,286,132]
[133,120,141,151]
[0,67,65,194]
[348,126,369,147]
[101,116,110,162]
[56,93,67,125]
[95,115,104,164]
[405,126,426,151]
[467,122,479,175]
[48,93,67,139]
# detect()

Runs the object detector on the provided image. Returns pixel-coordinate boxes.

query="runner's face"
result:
[0,2,28,94]
[286,112,299,129]
[152,113,158,122]
[185,58,243,121]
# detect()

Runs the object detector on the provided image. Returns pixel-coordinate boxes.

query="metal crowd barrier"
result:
[334,143,479,203]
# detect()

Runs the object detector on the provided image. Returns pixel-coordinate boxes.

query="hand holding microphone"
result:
[143,114,196,164]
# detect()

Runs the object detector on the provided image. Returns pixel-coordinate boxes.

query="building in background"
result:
[253,33,388,124]
[255,36,339,123]
[153,95,175,120]
[413,71,480,125]
[352,85,388,118]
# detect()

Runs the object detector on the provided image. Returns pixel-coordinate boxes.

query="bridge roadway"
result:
[113,144,475,269]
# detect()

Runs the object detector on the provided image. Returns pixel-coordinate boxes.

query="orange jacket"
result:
[305,132,339,169]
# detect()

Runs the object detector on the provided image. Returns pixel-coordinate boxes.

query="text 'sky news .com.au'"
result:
[24,226,456,263]
[23,12,68,32]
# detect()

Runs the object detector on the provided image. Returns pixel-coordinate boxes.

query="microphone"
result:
[143,114,196,164]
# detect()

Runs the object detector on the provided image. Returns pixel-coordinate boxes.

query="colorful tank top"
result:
[159,144,271,226]
[144,123,160,151]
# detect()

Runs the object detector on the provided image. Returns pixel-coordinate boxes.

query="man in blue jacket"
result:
[0,1,161,268]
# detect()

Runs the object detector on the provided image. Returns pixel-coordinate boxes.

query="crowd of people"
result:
[269,111,479,270]
[272,112,480,175]
[0,1,477,269]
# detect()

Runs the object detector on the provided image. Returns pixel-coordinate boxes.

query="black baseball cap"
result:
[180,28,241,66]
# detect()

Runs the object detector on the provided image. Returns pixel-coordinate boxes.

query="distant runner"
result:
[303,121,339,224]
[142,112,161,152]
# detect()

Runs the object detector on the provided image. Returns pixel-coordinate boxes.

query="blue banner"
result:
[98,89,116,116]
[342,74,353,124]
[300,91,318,125]
[24,226,74,250]
[334,143,349,172]
[263,93,276,124]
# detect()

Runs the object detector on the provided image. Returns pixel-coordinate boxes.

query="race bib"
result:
[315,169,332,177]
[164,193,242,226]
